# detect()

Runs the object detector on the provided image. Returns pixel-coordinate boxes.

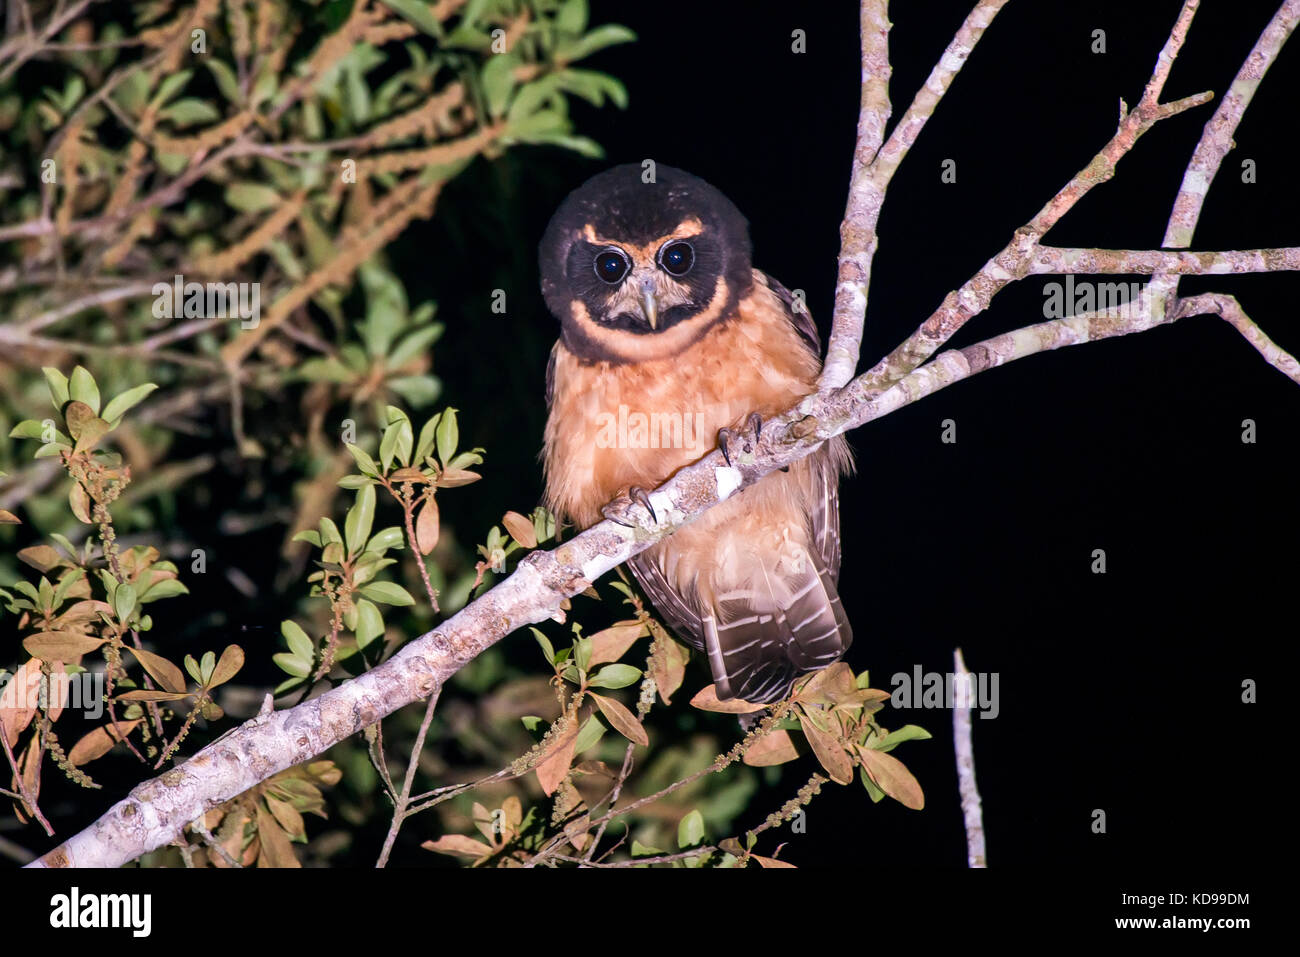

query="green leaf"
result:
[573,713,606,754]
[530,627,555,665]
[870,725,933,753]
[365,526,405,554]
[379,417,414,470]
[360,267,409,358]
[101,383,158,424]
[414,412,441,464]
[481,53,520,117]
[556,69,627,109]
[42,367,70,409]
[560,24,636,62]
[387,375,441,408]
[150,69,193,108]
[522,133,603,158]
[377,0,443,38]
[587,663,641,690]
[297,357,355,384]
[358,581,415,606]
[273,652,312,678]
[281,620,314,659]
[226,182,282,213]
[344,483,376,555]
[159,97,221,127]
[51,568,85,608]
[573,633,592,673]
[557,0,588,34]
[9,420,49,440]
[113,582,137,624]
[354,599,385,648]
[319,517,343,546]
[68,366,100,414]
[345,443,378,477]
[138,578,189,602]
[205,59,242,104]
[388,322,444,367]
[677,809,705,849]
[435,407,458,464]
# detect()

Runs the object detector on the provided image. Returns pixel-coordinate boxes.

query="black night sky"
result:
[395,0,1298,877]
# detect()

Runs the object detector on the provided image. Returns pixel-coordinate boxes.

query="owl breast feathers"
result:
[539,164,853,704]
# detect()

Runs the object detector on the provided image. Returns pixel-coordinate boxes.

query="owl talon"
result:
[717,427,735,467]
[601,486,657,527]
[718,413,765,467]
[629,486,657,524]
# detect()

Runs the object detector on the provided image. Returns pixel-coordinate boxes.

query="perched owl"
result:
[539,163,853,704]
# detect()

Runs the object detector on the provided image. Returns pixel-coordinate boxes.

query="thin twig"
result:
[0,721,54,837]
[376,687,441,867]
[953,648,986,868]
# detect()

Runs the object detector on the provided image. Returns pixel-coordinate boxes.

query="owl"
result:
[538,163,852,704]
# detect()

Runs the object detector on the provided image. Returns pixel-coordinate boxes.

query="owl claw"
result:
[718,412,765,468]
[601,486,657,527]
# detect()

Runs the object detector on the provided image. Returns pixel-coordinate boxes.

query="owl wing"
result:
[544,341,558,408]
[628,551,705,651]
[757,270,847,581]
[758,270,820,354]
[757,270,843,578]
[628,274,851,703]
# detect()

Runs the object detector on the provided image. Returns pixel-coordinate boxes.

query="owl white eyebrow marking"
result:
[581,218,704,258]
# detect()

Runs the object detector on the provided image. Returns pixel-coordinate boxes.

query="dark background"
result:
[397,0,1295,869]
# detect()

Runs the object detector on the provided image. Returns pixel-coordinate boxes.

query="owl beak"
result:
[638,276,659,330]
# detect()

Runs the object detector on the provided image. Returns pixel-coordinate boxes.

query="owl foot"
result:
[718,412,764,468]
[601,485,657,527]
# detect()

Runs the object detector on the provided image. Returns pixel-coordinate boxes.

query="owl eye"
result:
[594,249,631,284]
[658,241,694,277]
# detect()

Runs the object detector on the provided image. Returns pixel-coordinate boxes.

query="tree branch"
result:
[953,648,985,868]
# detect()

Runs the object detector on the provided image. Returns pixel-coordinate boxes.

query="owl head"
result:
[538,163,753,363]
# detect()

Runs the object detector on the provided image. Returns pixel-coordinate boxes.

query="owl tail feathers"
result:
[702,549,853,705]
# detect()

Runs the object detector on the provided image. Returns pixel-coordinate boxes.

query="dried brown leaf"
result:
[422,834,494,859]
[68,719,143,765]
[502,510,537,548]
[590,693,649,747]
[742,728,801,767]
[857,745,926,810]
[126,645,187,693]
[589,620,648,666]
[534,722,579,796]
[689,684,767,714]
[23,630,104,661]
[798,706,853,784]
[415,497,440,555]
